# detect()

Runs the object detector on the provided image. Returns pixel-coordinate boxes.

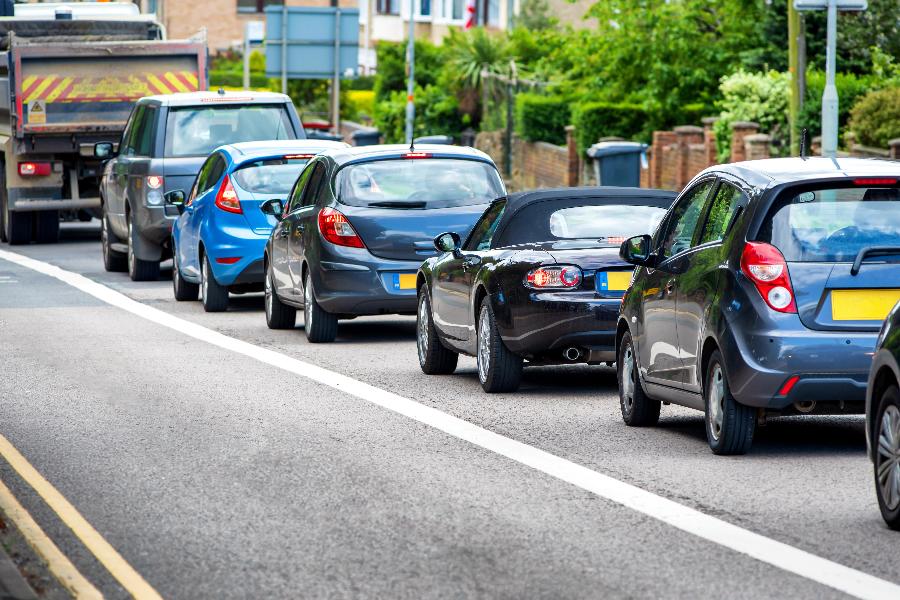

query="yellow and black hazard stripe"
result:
[21,71,200,103]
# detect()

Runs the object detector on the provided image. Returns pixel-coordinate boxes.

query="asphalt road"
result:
[0,222,897,599]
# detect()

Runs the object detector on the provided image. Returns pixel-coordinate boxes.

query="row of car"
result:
[94,91,900,529]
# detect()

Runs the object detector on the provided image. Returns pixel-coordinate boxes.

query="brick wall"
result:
[475,131,570,192]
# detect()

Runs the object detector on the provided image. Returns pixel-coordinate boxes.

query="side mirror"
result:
[434,231,462,257]
[164,189,186,214]
[260,198,284,221]
[94,142,115,159]
[620,234,655,267]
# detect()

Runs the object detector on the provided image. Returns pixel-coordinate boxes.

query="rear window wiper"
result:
[368,201,427,209]
[851,246,900,275]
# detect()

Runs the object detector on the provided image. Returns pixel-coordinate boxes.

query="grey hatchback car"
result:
[617,157,900,455]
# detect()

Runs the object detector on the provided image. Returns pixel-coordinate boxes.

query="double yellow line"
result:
[0,434,162,599]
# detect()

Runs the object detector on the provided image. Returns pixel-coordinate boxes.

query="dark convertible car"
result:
[416,187,675,393]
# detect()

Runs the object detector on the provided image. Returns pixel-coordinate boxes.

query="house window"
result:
[419,0,431,17]
[377,0,401,15]
[237,0,283,14]
[450,0,463,20]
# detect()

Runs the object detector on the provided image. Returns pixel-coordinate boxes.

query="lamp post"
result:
[405,0,415,144]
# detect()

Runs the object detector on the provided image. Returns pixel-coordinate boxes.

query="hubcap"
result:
[172,246,180,291]
[102,218,109,262]
[127,221,135,274]
[304,275,313,329]
[877,404,900,511]
[265,267,273,319]
[621,344,635,414]
[417,296,430,364]
[201,258,208,304]
[708,364,726,441]
[477,308,490,383]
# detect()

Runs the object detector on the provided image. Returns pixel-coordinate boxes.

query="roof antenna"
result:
[799,128,808,159]
[409,137,415,153]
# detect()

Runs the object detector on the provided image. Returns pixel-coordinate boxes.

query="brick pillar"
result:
[702,117,718,166]
[565,125,578,187]
[675,125,704,190]
[730,121,759,163]
[890,138,900,160]
[651,130,676,189]
[812,136,822,157]
[743,133,771,161]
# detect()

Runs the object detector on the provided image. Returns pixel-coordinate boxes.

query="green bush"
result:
[515,94,570,145]
[850,87,900,148]
[797,70,874,141]
[209,70,271,89]
[374,85,464,144]
[713,70,789,162]
[373,40,442,104]
[572,102,649,153]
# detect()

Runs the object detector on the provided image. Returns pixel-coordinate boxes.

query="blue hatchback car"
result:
[168,140,348,311]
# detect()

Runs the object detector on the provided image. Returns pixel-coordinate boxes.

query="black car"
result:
[617,157,900,455]
[262,145,505,343]
[867,300,900,529]
[416,187,675,393]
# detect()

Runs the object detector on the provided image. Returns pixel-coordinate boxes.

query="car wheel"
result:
[200,254,229,312]
[265,260,296,329]
[618,330,660,426]
[874,385,900,530]
[704,350,755,455]
[172,242,199,301]
[417,290,458,375]
[303,270,337,343]
[101,213,127,272]
[476,301,522,393]
[127,217,159,281]
[34,210,59,244]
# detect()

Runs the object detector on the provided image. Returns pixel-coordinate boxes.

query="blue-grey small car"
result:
[261,144,505,343]
[617,157,900,455]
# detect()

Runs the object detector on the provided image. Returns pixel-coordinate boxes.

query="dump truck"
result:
[0,2,207,244]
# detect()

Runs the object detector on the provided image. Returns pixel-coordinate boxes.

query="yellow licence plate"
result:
[395,273,417,290]
[604,271,634,291]
[831,289,900,321]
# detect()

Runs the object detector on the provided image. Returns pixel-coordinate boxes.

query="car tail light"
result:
[526,266,582,289]
[854,178,897,186]
[146,175,163,189]
[741,242,797,313]
[215,174,242,214]
[18,162,51,176]
[215,257,241,264]
[403,152,432,159]
[318,208,364,248]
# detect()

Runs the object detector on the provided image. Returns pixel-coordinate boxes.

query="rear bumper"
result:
[206,228,270,286]
[312,250,421,316]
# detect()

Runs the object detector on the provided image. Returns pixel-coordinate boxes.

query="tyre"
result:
[303,270,337,343]
[33,210,59,244]
[618,330,661,426]
[172,242,199,301]
[874,385,900,530]
[77,210,93,223]
[200,254,229,312]
[704,350,755,455]
[476,301,522,393]
[417,290,458,375]
[265,259,296,329]
[127,217,159,281]
[2,199,32,245]
[101,213,127,272]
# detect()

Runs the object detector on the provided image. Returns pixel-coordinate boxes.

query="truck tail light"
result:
[215,174,242,214]
[19,162,51,176]
[525,266,583,289]
[318,208,364,248]
[741,242,797,313]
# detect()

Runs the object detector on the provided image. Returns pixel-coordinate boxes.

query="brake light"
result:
[215,174,242,214]
[318,208,364,248]
[284,154,315,160]
[741,242,797,313]
[854,178,897,186]
[526,266,582,289]
[18,162,51,176]
[146,175,163,189]
[215,257,241,264]
[403,152,432,159]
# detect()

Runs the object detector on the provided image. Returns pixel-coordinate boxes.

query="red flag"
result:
[464,0,477,29]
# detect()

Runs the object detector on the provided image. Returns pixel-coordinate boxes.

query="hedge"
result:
[850,87,900,148]
[515,94,570,145]
[572,102,649,153]
[209,70,271,89]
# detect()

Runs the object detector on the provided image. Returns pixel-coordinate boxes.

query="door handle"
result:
[665,279,675,294]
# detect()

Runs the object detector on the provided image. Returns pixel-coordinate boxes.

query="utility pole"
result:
[788,3,801,154]
[405,0,415,144]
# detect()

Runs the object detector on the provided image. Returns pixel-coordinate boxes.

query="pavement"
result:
[0,221,896,599]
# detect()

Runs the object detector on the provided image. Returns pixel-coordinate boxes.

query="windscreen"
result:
[231,157,310,195]
[165,105,293,157]
[336,158,504,209]
[549,205,667,244]
[758,185,900,262]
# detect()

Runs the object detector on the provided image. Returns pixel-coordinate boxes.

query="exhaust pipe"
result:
[794,400,816,414]
[563,347,583,362]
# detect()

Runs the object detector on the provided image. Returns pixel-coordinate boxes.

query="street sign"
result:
[793,0,866,10]
[246,20,264,44]
[264,7,359,80]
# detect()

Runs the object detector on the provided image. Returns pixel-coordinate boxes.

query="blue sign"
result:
[265,6,359,80]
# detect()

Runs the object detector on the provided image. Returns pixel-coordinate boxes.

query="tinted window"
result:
[189,155,217,205]
[287,164,313,213]
[232,157,311,195]
[700,183,746,244]
[549,205,666,243]
[465,201,506,251]
[121,105,144,156]
[132,106,157,157]
[335,158,504,209]
[302,163,327,207]
[660,180,714,258]
[758,184,900,262]
[164,105,293,158]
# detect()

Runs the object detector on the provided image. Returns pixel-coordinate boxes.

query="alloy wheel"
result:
[265,267,273,321]
[621,344,636,414]
[877,404,900,511]
[417,296,430,365]
[201,258,209,305]
[304,274,313,330]
[708,364,726,441]
[477,308,490,383]
[127,220,135,276]
[102,217,110,263]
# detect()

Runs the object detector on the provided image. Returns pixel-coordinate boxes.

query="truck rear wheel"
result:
[2,203,32,245]
[34,210,59,244]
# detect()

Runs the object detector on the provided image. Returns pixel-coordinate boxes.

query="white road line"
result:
[2,247,898,600]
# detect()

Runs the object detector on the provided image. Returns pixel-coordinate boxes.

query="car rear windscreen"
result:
[165,105,293,157]
[231,157,310,195]
[336,158,504,209]
[549,205,667,243]
[758,184,900,262]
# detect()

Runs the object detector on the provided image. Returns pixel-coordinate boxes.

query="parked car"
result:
[867,300,900,529]
[262,144,505,343]
[168,140,348,311]
[617,157,900,455]
[96,90,305,281]
[417,187,675,393]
